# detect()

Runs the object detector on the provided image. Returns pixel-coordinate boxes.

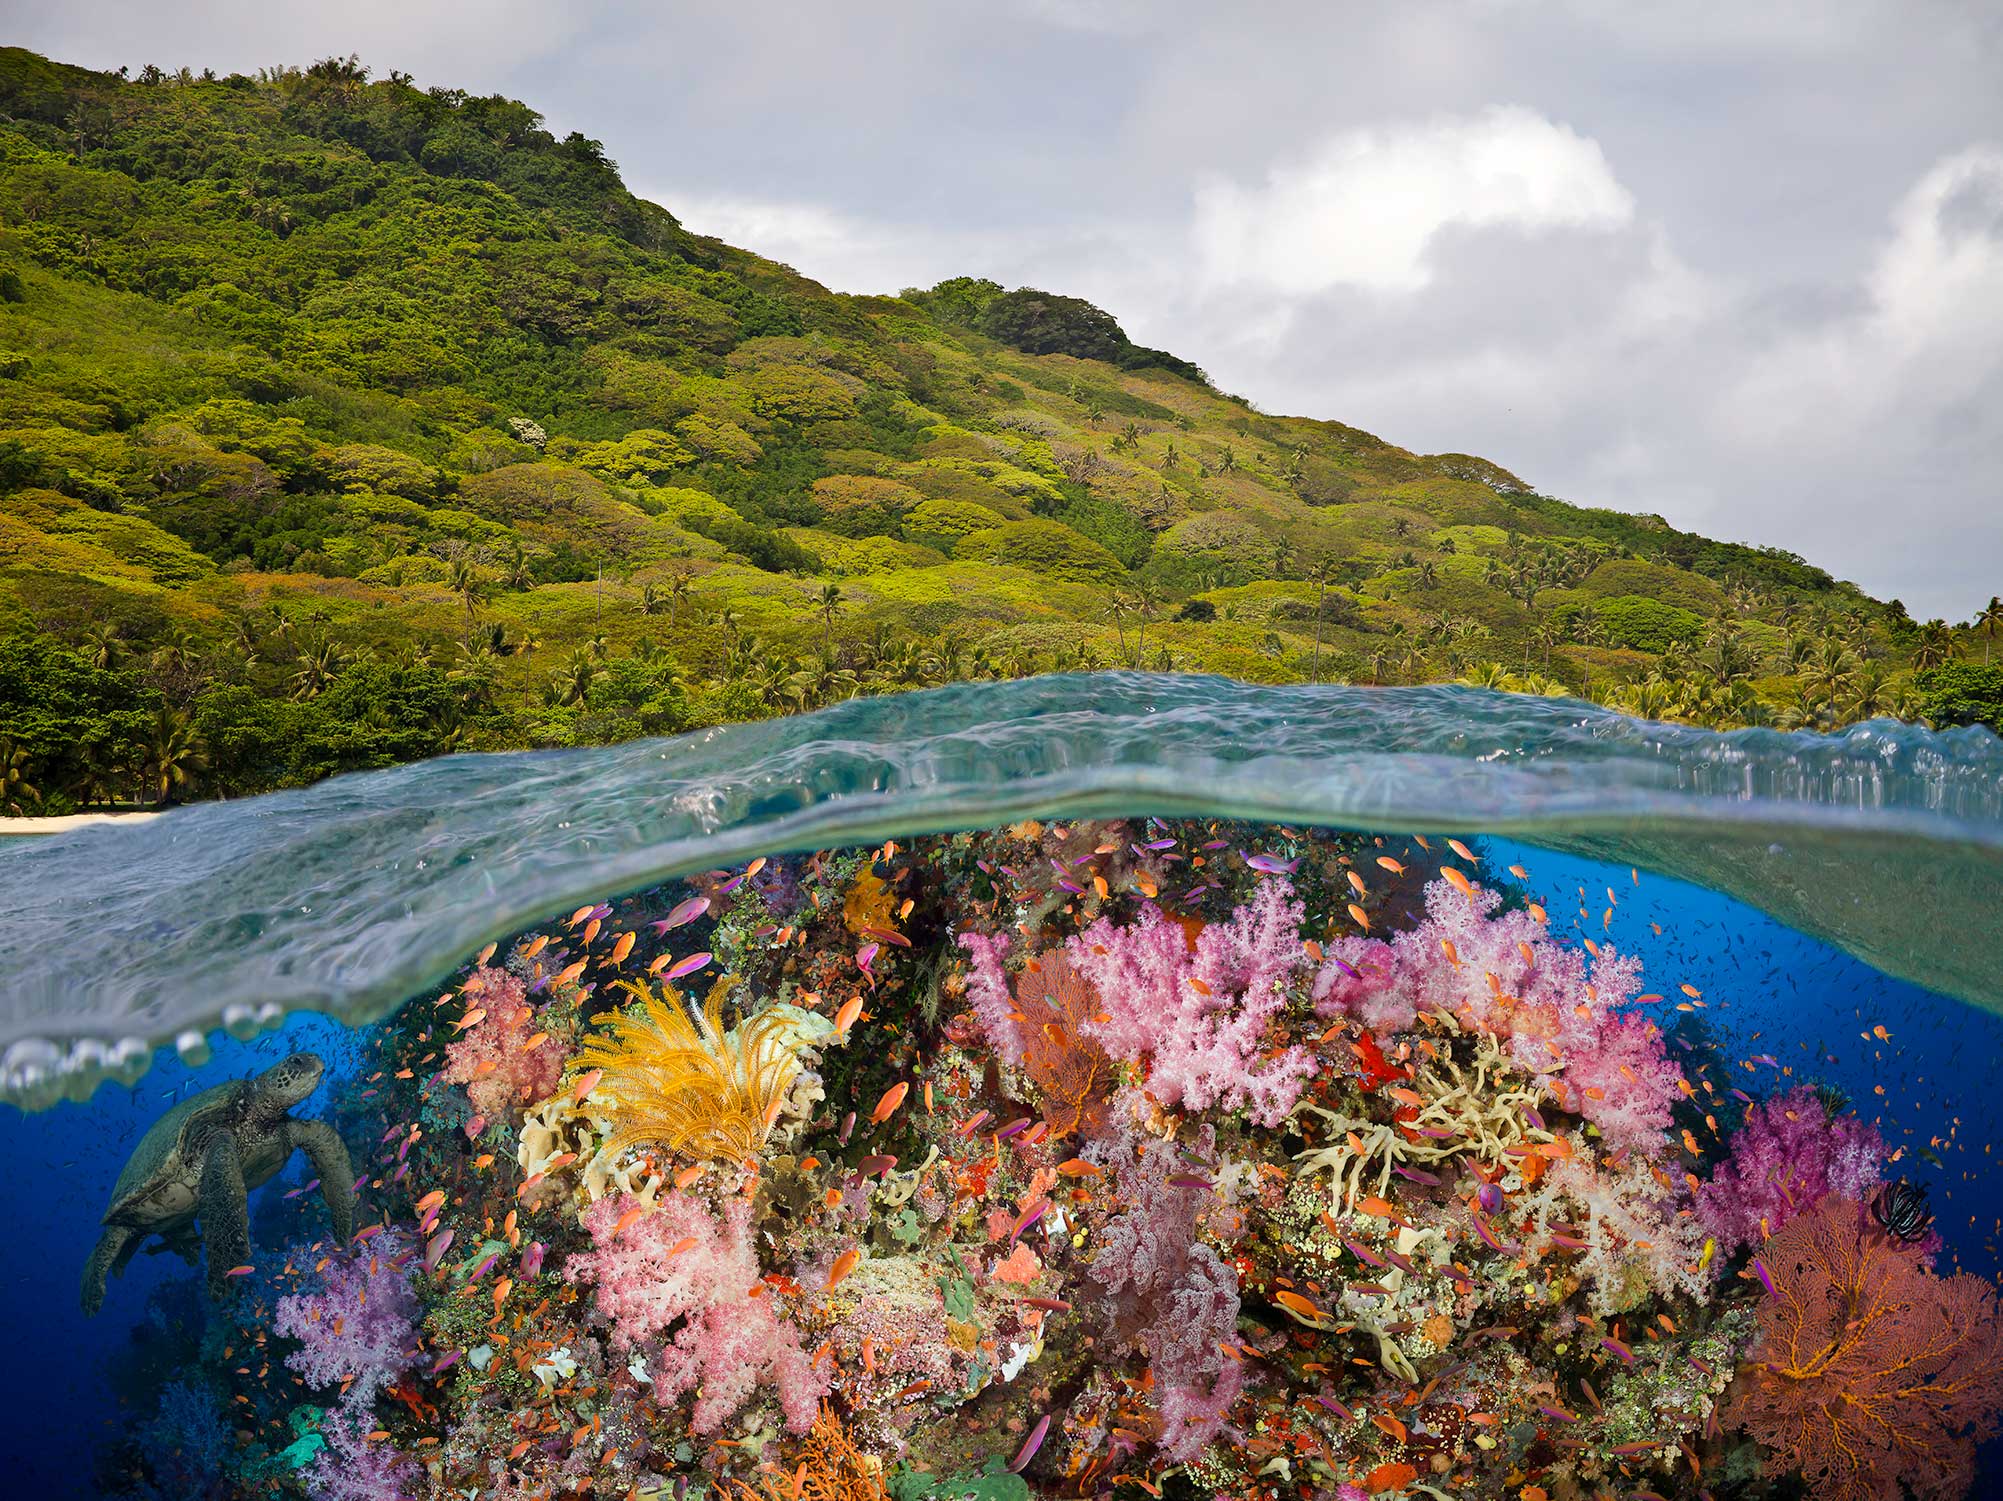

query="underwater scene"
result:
[3,677,2002,1501]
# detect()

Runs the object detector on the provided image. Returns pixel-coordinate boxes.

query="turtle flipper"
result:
[197,1132,250,1299]
[286,1120,356,1244]
[81,1227,134,1317]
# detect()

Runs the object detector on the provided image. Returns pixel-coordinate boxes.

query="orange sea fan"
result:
[1724,1193,2003,1501]
[717,1402,889,1501]
[570,975,805,1165]
[1016,949,1114,1140]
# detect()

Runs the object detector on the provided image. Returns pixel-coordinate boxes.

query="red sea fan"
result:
[1724,1194,2003,1501]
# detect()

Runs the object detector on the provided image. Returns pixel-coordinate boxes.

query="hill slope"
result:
[0,49,1996,811]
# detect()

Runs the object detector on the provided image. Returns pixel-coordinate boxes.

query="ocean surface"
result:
[1,675,2000,1498]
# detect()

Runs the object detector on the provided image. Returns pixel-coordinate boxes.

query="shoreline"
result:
[0,811,162,836]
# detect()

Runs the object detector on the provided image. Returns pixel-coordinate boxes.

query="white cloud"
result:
[1191,106,1636,295]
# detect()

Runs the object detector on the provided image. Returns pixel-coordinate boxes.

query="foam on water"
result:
[2,673,1999,1108]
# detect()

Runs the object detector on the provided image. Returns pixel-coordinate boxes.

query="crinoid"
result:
[572,975,807,1165]
[1871,1177,1936,1245]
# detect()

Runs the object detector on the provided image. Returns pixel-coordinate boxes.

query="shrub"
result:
[1915,662,2003,732]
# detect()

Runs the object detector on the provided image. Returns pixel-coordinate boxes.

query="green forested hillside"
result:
[1,49,1998,813]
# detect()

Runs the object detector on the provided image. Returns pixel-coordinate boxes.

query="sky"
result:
[10,0,2003,619]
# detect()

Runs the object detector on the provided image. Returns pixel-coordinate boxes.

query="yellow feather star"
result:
[570,975,805,1165]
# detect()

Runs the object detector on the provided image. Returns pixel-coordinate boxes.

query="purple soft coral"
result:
[273,1231,421,1410]
[1086,1091,1246,1459]
[1698,1085,1887,1252]
[1067,879,1314,1127]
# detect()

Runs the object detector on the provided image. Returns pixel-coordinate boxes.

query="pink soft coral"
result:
[1697,1086,1886,1253]
[440,966,565,1120]
[959,930,1027,1067]
[1066,879,1314,1127]
[1085,1091,1245,1460]
[566,1192,824,1433]
[273,1231,420,1410]
[1315,879,1682,1155]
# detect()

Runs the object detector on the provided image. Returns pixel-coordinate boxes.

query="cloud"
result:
[1192,107,1636,295]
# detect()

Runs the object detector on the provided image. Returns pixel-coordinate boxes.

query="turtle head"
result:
[254,1052,325,1116]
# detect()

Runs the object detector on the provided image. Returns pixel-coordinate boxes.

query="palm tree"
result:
[1365,646,1393,686]
[554,648,606,708]
[448,643,501,714]
[145,709,207,807]
[500,541,536,592]
[449,558,490,643]
[1131,584,1163,669]
[669,570,693,624]
[1912,620,1956,671]
[0,736,39,816]
[813,583,845,657]
[1977,596,2003,666]
[641,583,667,617]
[289,638,345,700]
[82,621,125,670]
[1848,666,1890,721]
[1305,554,1336,685]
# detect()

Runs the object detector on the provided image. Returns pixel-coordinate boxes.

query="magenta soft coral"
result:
[273,1230,421,1410]
[1314,878,1682,1154]
[440,965,564,1120]
[566,1191,825,1433]
[1066,878,1314,1127]
[1697,1085,1886,1252]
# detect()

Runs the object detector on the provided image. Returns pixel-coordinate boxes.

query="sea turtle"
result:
[81,1051,355,1316]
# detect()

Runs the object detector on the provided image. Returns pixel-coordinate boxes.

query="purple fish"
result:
[839,1111,856,1146]
[651,897,710,934]
[1314,1394,1356,1422]
[1538,1404,1578,1423]
[1008,1415,1050,1474]
[1341,1236,1388,1269]
[1476,1181,1505,1214]
[995,1117,1033,1141]
[1391,1165,1441,1186]
[431,1350,462,1376]
[1009,1203,1048,1245]
[1245,853,1299,875]
[1055,879,1085,895]
[663,952,712,983]
[469,1252,499,1281]
[1520,1107,1547,1131]
[1548,1233,1588,1251]
[1144,838,1177,850]
[424,1229,454,1272]
[521,1242,545,1278]
[1751,1257,1777,1298]
[714,873,746,894]
[1327,956,1361,980]
[1380,1248,1417,1275]
[856,942,880,973]
[1168,1175,1213,1191]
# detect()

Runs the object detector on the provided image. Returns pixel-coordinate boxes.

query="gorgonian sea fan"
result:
[1697,1085,1886,1253]
[1725,1193,2003,1501]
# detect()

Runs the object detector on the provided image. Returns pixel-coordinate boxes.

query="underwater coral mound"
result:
[123,820,2003,1501]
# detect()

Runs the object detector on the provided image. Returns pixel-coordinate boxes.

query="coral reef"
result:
[103,820,2003,1501]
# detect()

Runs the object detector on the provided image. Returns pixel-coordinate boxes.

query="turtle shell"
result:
[102,1081,247,1229]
